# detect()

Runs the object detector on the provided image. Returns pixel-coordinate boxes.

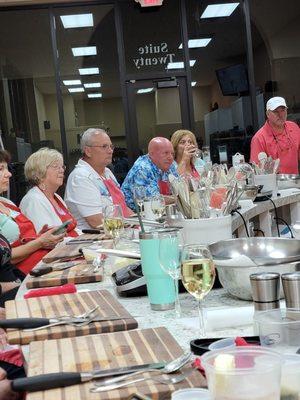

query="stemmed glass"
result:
[151,194,166,221]
[159,231,181,317]
[133,186,146,216]
[103,204,124,244]
[181,244,215,336]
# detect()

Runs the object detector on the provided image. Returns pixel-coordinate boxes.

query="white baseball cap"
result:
[266,96,287,111]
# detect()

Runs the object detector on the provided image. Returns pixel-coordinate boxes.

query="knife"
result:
[11,362,166,392]
[95,248,141,260]
[0,315,136,330]
[29,261,82,277]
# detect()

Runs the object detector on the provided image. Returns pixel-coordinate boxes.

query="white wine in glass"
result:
[103,204,124,241]
[151,195,165,220]
[181,245,215,337]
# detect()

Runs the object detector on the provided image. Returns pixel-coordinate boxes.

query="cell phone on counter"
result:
[52,220,72,235]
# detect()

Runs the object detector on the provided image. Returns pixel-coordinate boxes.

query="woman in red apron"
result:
[0,150,65,274]
[20,148,78,237]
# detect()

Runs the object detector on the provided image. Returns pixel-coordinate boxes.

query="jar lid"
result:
[282,272,300,281]
[250,272,280,280]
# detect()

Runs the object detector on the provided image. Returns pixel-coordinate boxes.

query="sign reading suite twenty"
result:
[133,42,175,70]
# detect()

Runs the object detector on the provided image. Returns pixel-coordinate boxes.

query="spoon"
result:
[94,352,193,386]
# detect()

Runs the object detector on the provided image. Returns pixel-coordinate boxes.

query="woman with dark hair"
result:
[0,150,64,274]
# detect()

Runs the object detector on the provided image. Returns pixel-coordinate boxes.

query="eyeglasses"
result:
[48,164,66,171]
[86,144,115,151]
[272,129,294,154]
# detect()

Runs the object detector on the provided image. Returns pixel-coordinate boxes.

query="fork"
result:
[23,306,100,331]
[90,369,195,392]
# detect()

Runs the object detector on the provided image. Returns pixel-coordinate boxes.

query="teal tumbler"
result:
[139,230,175,311]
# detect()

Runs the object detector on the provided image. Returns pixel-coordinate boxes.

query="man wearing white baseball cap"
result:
[250,96,300,174]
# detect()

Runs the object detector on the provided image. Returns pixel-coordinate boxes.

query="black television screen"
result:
[216,64,249,96]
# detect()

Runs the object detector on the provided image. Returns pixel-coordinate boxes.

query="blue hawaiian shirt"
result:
[121,155,178,210]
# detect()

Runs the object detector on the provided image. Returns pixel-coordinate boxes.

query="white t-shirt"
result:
[19,186,68,233]
[64,159,118,230]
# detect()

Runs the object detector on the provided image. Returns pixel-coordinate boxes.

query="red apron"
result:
[51,194,78,238]
[158,180,171,195]
[101,178,132,217]
[1,201,49,274]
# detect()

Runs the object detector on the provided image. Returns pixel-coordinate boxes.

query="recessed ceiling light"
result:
[72,46,97,57]
[63,80,82,86]
[201,3,239,18]
[167,60,196,69]
[68,87,84,93]
[88,93,102,98]
[191,81,197,86]
[137,88,154,94]
[83,82,101,88]
[60,13,94,29]
[179,38,212,49]
[79,67,99,75]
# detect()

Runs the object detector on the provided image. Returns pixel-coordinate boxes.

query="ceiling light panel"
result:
[88,93,102,98]
[60,13,94,29]
[83,82,101,88]
[68,87,84,93]
[63,80,82,86]
[72,46,97,57]
[79,67,99,75]
[201,3,239,19]
[179,38,212,49]
[167,60,196,69]
[137,88,154,94]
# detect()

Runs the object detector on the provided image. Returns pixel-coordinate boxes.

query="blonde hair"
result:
[24,148,63,185]
[170,130,197,158]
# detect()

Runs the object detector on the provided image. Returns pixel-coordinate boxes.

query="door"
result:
[126,77,192,163]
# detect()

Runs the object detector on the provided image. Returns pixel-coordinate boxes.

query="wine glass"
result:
[103,204,124,244]
[181,244,215,337]
[133,186,146,216]
[159,232,181,317]
[151,194,166,221]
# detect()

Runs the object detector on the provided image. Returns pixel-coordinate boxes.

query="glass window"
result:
[250,0,300,127]
[186,0,252,164]
[0,8,60,203]
[120,0,183,75]
[55,5,127,182]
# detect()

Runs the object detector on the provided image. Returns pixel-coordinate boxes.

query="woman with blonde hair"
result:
[20,147,78,237]
[171,129,203,177]
[0,150,65,274]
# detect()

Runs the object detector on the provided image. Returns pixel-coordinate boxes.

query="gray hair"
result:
[25,147,63,185]
[80,128,107,153]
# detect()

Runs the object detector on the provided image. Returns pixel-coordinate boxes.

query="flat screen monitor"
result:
[216,64,249,96]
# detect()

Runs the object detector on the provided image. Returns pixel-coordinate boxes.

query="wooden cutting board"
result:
[42,234,111,263]
[26,327,204,400]
[5,290,137,345]
[26,261,103,289]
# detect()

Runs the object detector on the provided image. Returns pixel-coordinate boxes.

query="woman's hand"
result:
[181,144,197,164]
[0,368,19,400]
[37,227,65,249]
[0,328,7,350]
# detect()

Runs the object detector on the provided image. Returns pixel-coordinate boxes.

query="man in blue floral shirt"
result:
[121,137,178,210]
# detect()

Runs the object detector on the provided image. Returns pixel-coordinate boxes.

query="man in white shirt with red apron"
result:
[65,128,132,230]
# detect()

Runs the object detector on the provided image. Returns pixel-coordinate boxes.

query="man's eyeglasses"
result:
[86,144,115,151]
[272,129,294,154]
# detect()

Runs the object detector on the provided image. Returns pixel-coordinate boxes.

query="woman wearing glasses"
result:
[65,128,132,230]
[0,150,66,274]
[20,148,78,236]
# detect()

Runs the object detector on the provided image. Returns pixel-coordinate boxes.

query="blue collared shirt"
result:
[121,155,178,210]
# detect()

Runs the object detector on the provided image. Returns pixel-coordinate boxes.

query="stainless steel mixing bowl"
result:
[277,174,300,189]
[209,238,300,300]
